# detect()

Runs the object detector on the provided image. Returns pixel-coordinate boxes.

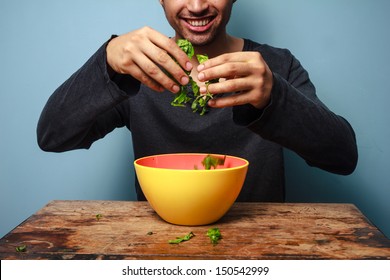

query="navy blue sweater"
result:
[37,38,358,202]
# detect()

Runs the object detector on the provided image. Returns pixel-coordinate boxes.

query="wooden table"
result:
[0,200,389,260]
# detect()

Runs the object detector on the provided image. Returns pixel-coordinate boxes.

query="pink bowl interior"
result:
[135,154,247,170]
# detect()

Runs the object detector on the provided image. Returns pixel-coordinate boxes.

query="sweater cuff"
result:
[232,104,264,126]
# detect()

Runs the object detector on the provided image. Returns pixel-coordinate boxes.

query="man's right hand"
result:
[106,27,192,93]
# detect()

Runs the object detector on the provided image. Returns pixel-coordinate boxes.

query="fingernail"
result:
[186,62,193,71]
[198,72,205,81]
[199,86,206,93]
[172,84,180,93]
[197,64,205,71]
[208,99,216,106]
[181,76,189,85]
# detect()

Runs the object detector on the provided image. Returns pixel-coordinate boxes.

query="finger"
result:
[156,37,193,72]
[124,40,185,92]
[197,52,264,82]
[143,43,190,87]
[148,34,193,81]
[198,52,250,70]
[127,63,165,92]
[198,61,252,83]
[138,27,193,73]
[199,76,251,96]
[208,91,253,108]
[125,49,181,93]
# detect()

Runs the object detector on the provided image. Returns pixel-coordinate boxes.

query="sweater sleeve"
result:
[37,39,140,152]
[233,51,358,175]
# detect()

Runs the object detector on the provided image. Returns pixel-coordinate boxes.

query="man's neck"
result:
[194,34,243,58]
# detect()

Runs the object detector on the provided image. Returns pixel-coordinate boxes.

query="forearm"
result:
[249,73,358,175]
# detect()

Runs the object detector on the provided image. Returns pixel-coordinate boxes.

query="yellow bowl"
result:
[134,153,249,225]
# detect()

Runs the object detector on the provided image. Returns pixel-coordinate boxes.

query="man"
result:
[37,0,358,201]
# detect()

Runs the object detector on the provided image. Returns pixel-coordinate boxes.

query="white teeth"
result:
[188,19,210,27]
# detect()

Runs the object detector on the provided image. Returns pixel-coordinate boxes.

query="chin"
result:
[185,34,215,47]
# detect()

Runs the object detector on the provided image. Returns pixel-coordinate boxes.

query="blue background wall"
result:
[1,0,389,239]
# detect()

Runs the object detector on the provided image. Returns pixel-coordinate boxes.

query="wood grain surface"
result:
[0,200,389,259]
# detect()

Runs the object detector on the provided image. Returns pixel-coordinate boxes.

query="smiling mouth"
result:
[185,17,214,27]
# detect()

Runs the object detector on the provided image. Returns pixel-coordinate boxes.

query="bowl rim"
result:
[134,153,249,171]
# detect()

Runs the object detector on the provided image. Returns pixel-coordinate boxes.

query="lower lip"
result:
[183,19,214,33]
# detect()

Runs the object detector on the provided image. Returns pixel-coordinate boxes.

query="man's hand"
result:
[197,52,273,109]
[106,27,192,93]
